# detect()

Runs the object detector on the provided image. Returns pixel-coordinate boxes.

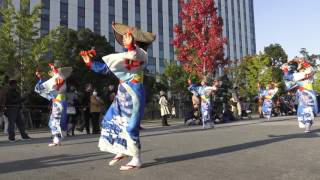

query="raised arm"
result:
[80,49,110,74]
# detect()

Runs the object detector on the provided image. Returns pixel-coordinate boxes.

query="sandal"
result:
[119,164,141,171]
[109,156,126,166]
[48,143,61,147]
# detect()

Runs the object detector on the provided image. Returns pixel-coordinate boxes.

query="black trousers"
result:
[67,114,78,135]
[90,112,101,134]
[161,115,169,126]
[7,108,28,140]
[78,110,91,134]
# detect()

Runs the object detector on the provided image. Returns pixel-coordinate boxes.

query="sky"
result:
[254,0,320,59]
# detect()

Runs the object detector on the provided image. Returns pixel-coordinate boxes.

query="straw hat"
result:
[112,22,156,49]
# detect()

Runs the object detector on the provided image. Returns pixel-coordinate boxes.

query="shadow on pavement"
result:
[0,152,109,175]
[0,134,100,147]
[141,118,294,138]
[143,129,320,168]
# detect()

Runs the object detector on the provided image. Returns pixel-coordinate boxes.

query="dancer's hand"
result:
[188,79,192,85]
[80,51,91,64]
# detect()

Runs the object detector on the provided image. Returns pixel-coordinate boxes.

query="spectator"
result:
[31,108,42,128]
[103,84,116,111]
[159,91,170,126]
[5,79,31,142]
[77,83,92,134]
[66,86,79,136]
[0,77,9,134]
[90,90,103,134]
[229,88,241,120]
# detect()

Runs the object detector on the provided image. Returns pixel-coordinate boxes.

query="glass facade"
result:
[122,0,128,25]
[146,0,155,74]
[135,0,141,28]
[78,0,85,30]
[108,0,115,48]
[224,0,230,59]
[0,0,2,25]
[60,0,68,26]
[158,0,164,67]
[243,0,248,55]
[237,0,243,58]
[7,0,255,75]
[94,0,100,34]
[249,0,256,54]
[231,0,236,60]
[168,0,174,60]
[40,0,50,36]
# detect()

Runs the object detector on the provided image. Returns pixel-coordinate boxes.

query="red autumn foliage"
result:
[172,0,226,78]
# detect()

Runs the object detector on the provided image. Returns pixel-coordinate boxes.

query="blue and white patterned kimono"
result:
[34,68,71,143]
[282,62,318,128]
[260,86,278,119]
[87,46,146,156]
[188,84,216,128]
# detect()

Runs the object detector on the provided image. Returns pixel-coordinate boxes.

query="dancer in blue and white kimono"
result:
[80,22,155,171]
[258,83,278,120]
[281,58,318,133]
[188,78,217,129]
[35,63,72,146]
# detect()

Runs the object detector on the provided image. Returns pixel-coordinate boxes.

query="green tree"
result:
[160,61,195,96]
[47,27,116,92]
[264,43,288,83]
[0,0,49,94]
[231,54,273,98]
[264,43,288,67]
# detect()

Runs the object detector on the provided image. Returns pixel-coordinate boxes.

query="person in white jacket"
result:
[159,91,170,126]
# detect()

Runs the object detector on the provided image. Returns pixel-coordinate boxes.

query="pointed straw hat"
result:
[112,22,156,49]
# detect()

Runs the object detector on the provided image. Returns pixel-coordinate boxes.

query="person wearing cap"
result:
[188,77,217,129]
[79,22,155,170]
[281,58,317,133]
[159,91,170,126]
[258,82,279,121]
[34,63,72,146]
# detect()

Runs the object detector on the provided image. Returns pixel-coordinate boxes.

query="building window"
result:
[0,0,4,24]
[78,0,85,30]
[178,1,182,26]
[94,0,101,34]
[20,0,30,14]
[217,0,221,17]
[135,0,141,28]
[147,0,152,29]
[122,0,128,25]
[224,1,230,59]
[41,0,50,36]
[243,0,249,55]
[109,0,115,48]
[147,0,153,51]
[60,0,68,26]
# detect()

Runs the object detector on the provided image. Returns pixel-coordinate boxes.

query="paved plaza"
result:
[1,116,320,180]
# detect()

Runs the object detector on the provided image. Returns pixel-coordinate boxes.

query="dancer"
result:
[281,58,317,133]
[188,77,217,129]
[34,63,72,146]
[258,82,278,120]
[79,22,155,170]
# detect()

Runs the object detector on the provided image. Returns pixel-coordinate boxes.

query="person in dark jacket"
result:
[77,84,92,134]
[5,80,31,142]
